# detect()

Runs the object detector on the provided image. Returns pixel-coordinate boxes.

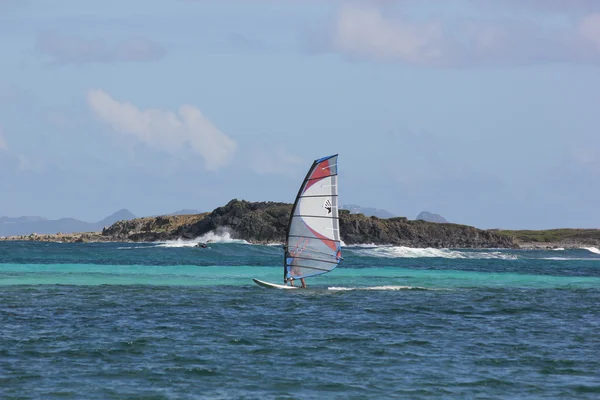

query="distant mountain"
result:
[0,209,137,237]
[97,209,137,227]
[144,209,203,218]
[168,209,201,216]
[340,204,396,219]
[416,211,448,223]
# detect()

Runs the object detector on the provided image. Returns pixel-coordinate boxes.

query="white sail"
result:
[284,154,342,281]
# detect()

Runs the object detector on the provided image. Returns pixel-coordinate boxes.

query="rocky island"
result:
[2,199,599,249]
[0,199,515,248]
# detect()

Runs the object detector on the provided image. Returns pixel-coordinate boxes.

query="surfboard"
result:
[253,278,298,289]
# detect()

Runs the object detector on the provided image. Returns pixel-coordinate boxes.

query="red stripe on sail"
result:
[302,158,331,194]
[306,222,338,253]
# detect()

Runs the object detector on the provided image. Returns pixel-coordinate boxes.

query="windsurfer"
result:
[286,277,307,288]
[285,258,308,288]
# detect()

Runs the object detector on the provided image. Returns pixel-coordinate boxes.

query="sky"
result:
[1,0,599,229]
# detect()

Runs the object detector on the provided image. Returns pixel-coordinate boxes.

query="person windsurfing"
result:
[284,251,307,288]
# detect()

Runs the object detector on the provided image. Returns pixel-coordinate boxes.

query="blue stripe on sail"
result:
[286,262,341,280]
[316,154,337,163]
[285,257,341,280]
[288,270,335,280]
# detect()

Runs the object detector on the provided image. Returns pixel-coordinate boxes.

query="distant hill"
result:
[144,209,203,218]
[0,209,136,236]
[168,209,201,216]
[416,211,448,223]
[340,204,396,219]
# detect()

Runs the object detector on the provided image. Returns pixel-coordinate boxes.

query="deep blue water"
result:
[1,240,599,399]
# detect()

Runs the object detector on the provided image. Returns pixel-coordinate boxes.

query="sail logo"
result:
[323,198,332,214]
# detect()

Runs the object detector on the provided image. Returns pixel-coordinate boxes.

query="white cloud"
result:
[333,4,456,66]
[87,89,237,171]
[332,3,600,66]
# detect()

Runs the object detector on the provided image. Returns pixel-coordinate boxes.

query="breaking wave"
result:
[156,229,249,248]
[351,246,518,260]
[328,286,440,291]
[582,247,600,255]
[118,228,250,249]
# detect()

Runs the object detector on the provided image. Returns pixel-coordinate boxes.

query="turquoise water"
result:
[1,241,599,398]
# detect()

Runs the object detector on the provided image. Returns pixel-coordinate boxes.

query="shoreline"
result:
[515,242,599,250]
[0,232,110,243]
[1,232,598,250]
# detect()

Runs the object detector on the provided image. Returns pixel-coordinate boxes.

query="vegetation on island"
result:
[492,228,600,246]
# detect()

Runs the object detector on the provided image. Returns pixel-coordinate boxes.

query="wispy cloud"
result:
[0,127,7,150]
[333,4,459,66]
[579,13,600,52]
[250,145,305,177]
[332,3,600,66]
[17,155,44,172]
[36,32,166,65]
[491,0,600,13]
[86,89,237,171]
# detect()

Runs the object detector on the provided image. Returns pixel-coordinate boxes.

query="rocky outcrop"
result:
[102,213,207,242]
[492,228,600,249]
[340,212,515,248]
[95,199,517,248]
[172,200,290,243]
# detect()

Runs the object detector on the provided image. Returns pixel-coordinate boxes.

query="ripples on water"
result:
[1,242,599,399]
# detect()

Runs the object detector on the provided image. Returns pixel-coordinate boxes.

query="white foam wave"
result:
[155,229,249,248]
[328,286,435,291]
[582,247,600,255]
[553,248,565,251]
[353,246,517,260]
[155,238,203,248]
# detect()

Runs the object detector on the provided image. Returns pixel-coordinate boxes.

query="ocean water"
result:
[1,238,599,399]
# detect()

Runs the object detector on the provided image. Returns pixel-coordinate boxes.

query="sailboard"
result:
[253,278,298,290]
[253,154,343,289]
